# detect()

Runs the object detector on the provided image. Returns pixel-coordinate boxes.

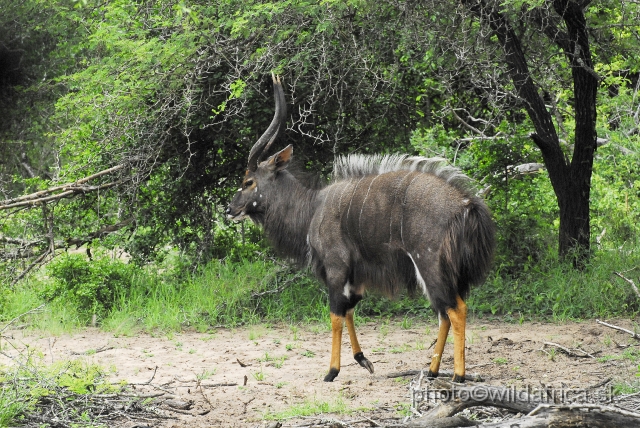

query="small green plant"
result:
[290,326,300,341]
[285,343,294,351]
[400,316,413,330]
[258,352,273,362]
[249,328,265,341]
[493,357,508,365]
[272,357,286,369]
[390,344,411,354]
[395,402,412,417]
[301,350,315,358]
[380,320,389,338]
[253,370,266,381]
[598,348,640,364]
[310,324,323,334]
[265,396,348,419]
[196,368,217,381]
[612,381,640,395]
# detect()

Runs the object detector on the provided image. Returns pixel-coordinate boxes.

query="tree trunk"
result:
[554,0,598,265]
[460,0,597,266]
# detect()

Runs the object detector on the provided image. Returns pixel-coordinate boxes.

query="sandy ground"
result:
[3,317,639,427]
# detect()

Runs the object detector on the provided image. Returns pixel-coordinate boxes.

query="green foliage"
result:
[102,258,329,332]
[591,143,640,244]
[469,244,640,320]
[2,0,640,323]
[0,352,117,426]
[42,252,137,322]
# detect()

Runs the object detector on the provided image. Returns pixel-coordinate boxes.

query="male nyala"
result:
[226,75,495,382]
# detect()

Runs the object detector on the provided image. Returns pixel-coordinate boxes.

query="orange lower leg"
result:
[446,295,467,382]
[324,313,344,382]
[428,315,451,377]
[346,309,374,374]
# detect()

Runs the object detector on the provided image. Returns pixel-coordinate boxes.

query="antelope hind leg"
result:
[427,314,451,378]
[446,295,467,383]
[324,313,344,382]
[345,308,373,374]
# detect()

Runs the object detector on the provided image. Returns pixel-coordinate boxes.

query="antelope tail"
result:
[439,199,496,301]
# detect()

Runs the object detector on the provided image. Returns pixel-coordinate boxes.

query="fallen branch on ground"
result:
[415,378,540,421]
[406,377,640,428]
[479,403,640,428]
[71,345,114,355]
[596,319,640,340]
[387,369,484,382]
[542,341,596,358]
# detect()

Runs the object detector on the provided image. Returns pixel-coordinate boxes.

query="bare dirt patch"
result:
[3,317,639,427]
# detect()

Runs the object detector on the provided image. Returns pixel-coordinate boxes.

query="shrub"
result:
[42,253,136,322]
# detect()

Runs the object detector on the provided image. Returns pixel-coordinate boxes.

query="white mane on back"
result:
[332,154,477,193]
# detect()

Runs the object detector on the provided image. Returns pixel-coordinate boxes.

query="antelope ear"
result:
[266,145,293,172]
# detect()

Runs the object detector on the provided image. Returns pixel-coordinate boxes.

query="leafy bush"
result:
[42,253,137,322]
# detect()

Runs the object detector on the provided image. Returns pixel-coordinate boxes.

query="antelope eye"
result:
[243,179,254,189]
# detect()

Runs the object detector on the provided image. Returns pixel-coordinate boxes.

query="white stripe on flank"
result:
[406,252,428,298]
[359,175,380,250]
[343,282,352,299]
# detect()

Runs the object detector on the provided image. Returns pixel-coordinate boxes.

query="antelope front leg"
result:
[446,295,468,383]
[345,308,374,374]
[324,312,344,382]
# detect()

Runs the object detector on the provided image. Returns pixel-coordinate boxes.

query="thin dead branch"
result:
[0,304,45,334]
[9,248,52,287]
[70,345,115,356]
[596,319,640,340]
[387,369,484,382]
[0,179,128,210]
[0,165,124,208]
[614,272,640,299]
[542,341,595,358]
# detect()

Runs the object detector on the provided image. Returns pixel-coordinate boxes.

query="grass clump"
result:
[265,396,348,420]
[468,244,640,320]
[104,258,329,332]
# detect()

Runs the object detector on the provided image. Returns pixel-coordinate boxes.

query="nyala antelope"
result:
[226,75,495,382]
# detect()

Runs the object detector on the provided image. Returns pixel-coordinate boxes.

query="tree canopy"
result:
[1,0,639,284]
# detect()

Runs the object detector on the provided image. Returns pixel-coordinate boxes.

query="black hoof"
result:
[452,373,465,383]
[354,352,374,374]
[324,368,339,382]
[426,370,439,378]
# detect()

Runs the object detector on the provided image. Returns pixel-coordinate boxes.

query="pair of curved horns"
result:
[247,74,287,172]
